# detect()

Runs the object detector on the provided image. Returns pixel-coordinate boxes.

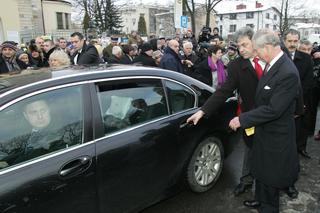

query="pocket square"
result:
[264,85,271,90]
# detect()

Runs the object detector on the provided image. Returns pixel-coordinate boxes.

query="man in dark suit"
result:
[187,27,261,196]
[283,29,314,159]
[229,29,300,213]
[70,32,101,65]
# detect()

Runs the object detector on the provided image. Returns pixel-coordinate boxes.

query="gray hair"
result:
[49,50,70,67]
[112,46,122,56]
[252,29,280,48]
[183,41,193,49]
[233,27,254,43]
[300,39,311,46]
[284,29,300,40]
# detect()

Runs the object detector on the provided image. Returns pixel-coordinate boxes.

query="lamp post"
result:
[41,0,46,35]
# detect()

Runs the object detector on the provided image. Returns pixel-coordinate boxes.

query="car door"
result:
[92,77,197,213]
[0,84,98,213]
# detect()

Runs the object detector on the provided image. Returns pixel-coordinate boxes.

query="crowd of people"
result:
[0,26,320,213]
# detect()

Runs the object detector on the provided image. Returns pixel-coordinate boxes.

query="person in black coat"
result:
[179,41,200,77]
[193,45,226,90]
[283,29,314,159]
[133,42,156,67]
[188,27,260,197]
[229,29,300,213]
[119,45,134,64]
[70,32,101,65]
[160,40,184,73]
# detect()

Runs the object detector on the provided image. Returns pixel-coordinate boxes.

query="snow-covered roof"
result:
[215,0,279,14]
[293,23,320,29]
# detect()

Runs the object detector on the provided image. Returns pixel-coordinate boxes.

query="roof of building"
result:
[293,23,320,29]
[215,0,279,14]
[43,0,72,5]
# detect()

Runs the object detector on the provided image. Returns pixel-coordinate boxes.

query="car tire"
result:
[186,136,224,193]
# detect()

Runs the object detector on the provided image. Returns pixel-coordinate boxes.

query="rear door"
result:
[0,84,98,213]
[92,78,188,213]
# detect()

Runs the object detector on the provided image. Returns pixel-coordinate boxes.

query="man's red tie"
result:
[253,57,263,79]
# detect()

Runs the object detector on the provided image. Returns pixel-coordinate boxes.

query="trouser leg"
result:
[255,179,279,213]
[240,144,253,184]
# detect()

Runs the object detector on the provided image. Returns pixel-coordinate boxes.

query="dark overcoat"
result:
[239,54,300,188]
[70,42,101,65]
[201,57,259,146]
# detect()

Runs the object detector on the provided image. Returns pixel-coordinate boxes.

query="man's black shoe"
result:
[299,150,311,159]
[286,186,299,199]
[243,200,261,209]
[233,183,252,196]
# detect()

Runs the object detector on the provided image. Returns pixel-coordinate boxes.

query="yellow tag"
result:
[245,127,255,136]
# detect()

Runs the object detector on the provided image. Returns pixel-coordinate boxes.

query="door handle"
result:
[179,121,193,129]
[59,156,91,177]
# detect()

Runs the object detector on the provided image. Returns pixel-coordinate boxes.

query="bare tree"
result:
[204,0,223,27]
[183,0,196,34]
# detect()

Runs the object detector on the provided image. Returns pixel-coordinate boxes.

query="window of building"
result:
[0,86,84,170]
[246,24,254,29]
[220,15,223,21]
[56,12,64,29]
[65,13,70,30]
[230,14,237,20]
[274,14,277,20]
[265,24,270,28]
[246,12,254,19]
[230,24,237,33]
[273,25,277,30]
[220,25,223,36]
[266,13,270,19]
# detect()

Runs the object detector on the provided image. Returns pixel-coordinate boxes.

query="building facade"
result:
[120,3,171,36]
[0,0,73,44]
[215,0,280,39]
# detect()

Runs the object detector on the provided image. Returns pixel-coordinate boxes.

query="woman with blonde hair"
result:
[49,50,70,68]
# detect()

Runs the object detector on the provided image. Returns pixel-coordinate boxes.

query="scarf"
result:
[208,56,226,87]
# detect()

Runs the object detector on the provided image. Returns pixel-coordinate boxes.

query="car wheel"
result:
[186,136,224,193]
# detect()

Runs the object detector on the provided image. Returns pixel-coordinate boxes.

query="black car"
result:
[0,66,236,213]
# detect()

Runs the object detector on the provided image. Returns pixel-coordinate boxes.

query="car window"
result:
[0,86,84,170]
[96,79,168,135]
[164,80,195,113]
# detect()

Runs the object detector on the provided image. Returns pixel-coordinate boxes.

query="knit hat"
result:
[228,42,237,51]
[140,42,152,53]
[16,50,28,60]
[111,37,119,43]
[0,41,18,51]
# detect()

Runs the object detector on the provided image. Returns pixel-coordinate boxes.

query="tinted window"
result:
[165,80,195,113]
[96,79,168,135]
[0,86,84,170]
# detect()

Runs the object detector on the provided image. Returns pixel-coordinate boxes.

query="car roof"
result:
[0,65,210,101]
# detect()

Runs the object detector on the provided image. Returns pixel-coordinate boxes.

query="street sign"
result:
[181,16,188,29]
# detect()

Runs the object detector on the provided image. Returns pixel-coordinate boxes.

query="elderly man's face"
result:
[169,40,180,54]
[1,47,15,58]
[237,36,255,59]
[24,100,51,130]
[284,33,299,53]
[71,35,84,51]
[183,45,193,56]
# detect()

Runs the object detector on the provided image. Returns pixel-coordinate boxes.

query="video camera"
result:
[198,27,212,43]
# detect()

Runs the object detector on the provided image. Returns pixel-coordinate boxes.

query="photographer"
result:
[198,26,212,43]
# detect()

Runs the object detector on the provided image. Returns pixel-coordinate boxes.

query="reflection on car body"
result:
[0,65,236,213]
